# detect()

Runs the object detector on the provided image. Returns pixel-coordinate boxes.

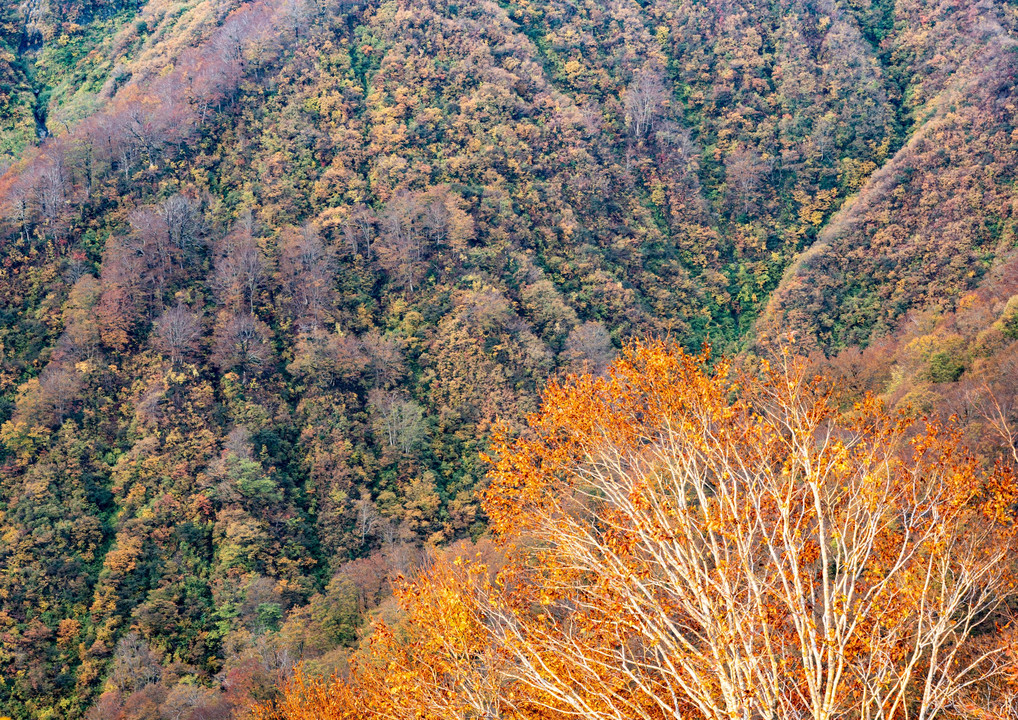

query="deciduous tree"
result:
[211,313,274,380]
[153,303,203,365]
[265,341,1018,720]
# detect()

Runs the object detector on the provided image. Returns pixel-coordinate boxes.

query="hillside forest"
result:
[0,0,1016,718]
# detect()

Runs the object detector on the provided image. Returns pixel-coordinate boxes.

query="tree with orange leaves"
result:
[264,340,1018,720]
[482,340,1018,720]
[257,544,525,720]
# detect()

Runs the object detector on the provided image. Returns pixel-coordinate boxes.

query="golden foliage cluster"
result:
[262,340,1018,720]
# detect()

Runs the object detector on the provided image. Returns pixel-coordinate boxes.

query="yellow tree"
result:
[266,340,1018,720]
[259,546,530,720]
[483,341,1018,720]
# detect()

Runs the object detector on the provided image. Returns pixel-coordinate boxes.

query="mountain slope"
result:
[761,0,1018,349]
[0,0,1015,717]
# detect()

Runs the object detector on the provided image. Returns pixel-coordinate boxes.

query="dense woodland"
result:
[0,0,1015,717]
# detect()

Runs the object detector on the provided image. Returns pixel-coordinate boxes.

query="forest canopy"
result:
[262,340,1018,720]
[0,0,1016,717]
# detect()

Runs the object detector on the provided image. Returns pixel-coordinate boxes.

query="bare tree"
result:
[211,313,273,381]
[213,218,267,313]
[355,490,382,543]
[656,120,699,173]
[342,204,376,258]
[375,192,427,293]
[108,633,164,693]
[964,345,1018,463]
[153,303,203,365]
[360,330,405,388]
[37,362,84,425]
[561,321,614,376]
[279,223,336,330]
[281,0,314,39]
[726,145,768,216]
[36,157,67,227]
[159,194,205,251]
[368,388,426,453]
[623,68,668,139]
[128,206,174,308]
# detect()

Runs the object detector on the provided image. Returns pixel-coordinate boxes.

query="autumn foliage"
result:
[2,0,1017,716]
[262,340,1018,719]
